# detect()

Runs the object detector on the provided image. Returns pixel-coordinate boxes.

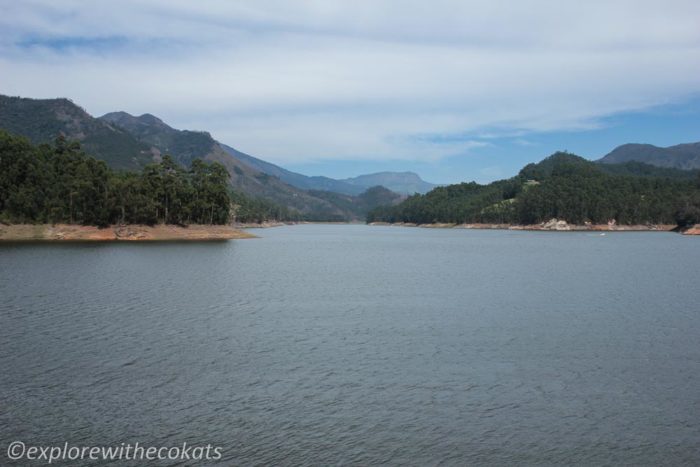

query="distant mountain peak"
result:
[101,111,172,131]
[341,171,437,194]
[137,113,164,124]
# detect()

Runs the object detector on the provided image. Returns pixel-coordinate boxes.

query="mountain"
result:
[0,95,154,170]
[223,145,436,195]
[307,186,405,219]
[341,171,437,195]
[99,110,415,220]
[100,111,222,168]
[221,144,364,195]
[599,142,700,170]
[98,112,360,220]
[0,96,358,219]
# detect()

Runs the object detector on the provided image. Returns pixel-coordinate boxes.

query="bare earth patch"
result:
[0,224,255,241]
[682,224,700,235]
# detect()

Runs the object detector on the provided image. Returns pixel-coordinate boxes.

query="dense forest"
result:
[367,152,700,227]
[0,130,240,226]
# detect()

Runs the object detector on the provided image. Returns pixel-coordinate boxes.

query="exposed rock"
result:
[542,218,571,231]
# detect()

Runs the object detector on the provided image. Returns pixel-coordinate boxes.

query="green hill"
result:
[100,112,218,167]
[368,152,700,226]
[0,95,153,171]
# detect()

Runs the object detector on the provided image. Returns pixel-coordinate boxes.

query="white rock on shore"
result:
[542,218,571,231]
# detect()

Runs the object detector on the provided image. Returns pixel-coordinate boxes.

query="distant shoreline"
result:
[0,224,256,242]
[368,220,700,235]
[234,221,366,228]
[4,222,695,241]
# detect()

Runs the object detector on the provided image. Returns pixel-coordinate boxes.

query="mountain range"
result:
[225,145,436,195]
[1,94,698,221]
[0,95,417,220]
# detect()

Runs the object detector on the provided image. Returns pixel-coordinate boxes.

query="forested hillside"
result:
[368,152,700,227]
[0,95,154,170]
[0,130,232,226]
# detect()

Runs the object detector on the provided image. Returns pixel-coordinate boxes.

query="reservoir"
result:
[1,225,699,465]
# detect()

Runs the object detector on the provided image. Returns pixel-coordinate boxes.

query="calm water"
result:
[1,225,699,466]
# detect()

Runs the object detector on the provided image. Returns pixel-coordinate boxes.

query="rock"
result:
[542,218,571,231]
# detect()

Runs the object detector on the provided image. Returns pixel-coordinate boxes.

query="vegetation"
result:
[308,186,403,220]
[0,130,232,226]
[0,95,153,171]
[674,192,700,227]
[229,190,300,223]
[100,112,218,167]
[368,152,700,227]
[596,160,700,179]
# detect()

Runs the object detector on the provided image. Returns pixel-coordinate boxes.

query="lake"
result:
[1,225,699,465]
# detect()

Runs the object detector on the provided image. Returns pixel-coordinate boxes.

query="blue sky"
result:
[1,1,699,184]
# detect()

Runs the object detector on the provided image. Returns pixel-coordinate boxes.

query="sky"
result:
[1,0,699,184]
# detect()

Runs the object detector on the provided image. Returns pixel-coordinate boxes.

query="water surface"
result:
[1,225,699,465]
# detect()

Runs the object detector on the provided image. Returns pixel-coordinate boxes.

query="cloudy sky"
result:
[1,1,699,183]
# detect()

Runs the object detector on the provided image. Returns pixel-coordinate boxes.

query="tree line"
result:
[0,130,233,226]
[367,152,700,227]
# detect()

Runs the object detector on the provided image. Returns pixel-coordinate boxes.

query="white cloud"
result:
[1,0,699,164]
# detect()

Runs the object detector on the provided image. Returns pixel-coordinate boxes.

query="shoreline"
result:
[0,224,256,242]
[368,220,699,235]
[234,221,290,229]
[234,221,366,228]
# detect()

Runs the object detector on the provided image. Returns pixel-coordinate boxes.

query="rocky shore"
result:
[0,224,255,241]
[369,218,697,234]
